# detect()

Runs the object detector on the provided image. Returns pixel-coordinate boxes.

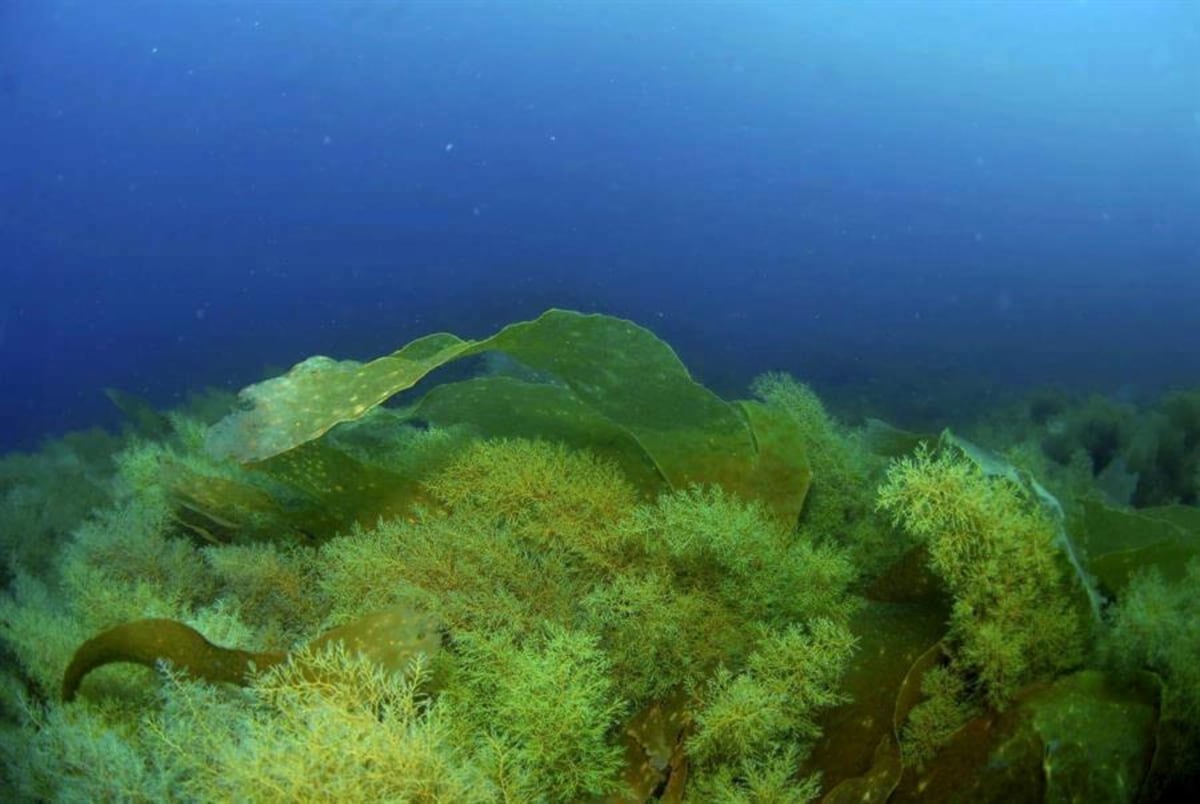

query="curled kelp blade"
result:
[408,374,668,496]
[205,310,812,526]
[819,639,945,804]
[890,670,1161,803]
[62,619,285,702]
[611,693,692,803]
[63,606,441,702]
[1072,499,1200,596]
[806,598,945,802]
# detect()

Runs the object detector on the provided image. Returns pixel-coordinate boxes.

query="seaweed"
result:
[11,311,1196,800]
[1073,499,1200,595]
[62,606,441,701]
[206,309,811,525]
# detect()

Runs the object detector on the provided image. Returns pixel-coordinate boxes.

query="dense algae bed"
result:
[1,310,1199,801]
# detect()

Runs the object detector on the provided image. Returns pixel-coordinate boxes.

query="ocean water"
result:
[2,3,1200,800]
[3,0,1197,450]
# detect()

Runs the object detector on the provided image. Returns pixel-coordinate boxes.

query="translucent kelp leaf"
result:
[734,400,813,525]
[308,606,442,676]
[1029,671,1159,803]
[105,387,174,440]
[206,310,810,524]
[482,311,754,495]
[891,671,1160,803]
[807,601,946,801]
[613,694,691,803]
[255,441,426,532]
[161,445,419,545]
[860,418,937,459]
[207,332,474,463]
[819,639,944,804]
[161,460,308,545]
[409,375,667,496]
[1074,499,1200,595]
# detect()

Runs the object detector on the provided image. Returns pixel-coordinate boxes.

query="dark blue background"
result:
[3,0,1198,450]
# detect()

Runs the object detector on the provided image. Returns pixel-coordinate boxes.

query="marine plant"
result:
[4,310,1192,800]
[148,647,488,803]
[877,442,1086,707]
[751,372,896,572]
[1105,560,1200,778]
[204,309,813,524]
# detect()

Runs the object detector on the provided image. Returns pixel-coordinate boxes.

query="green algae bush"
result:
[877,442,1087,708]
[0,311,1197,801]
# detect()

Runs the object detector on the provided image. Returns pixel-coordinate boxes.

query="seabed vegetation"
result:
[1,310,1198,801]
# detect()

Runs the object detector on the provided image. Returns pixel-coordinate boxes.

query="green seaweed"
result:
[1074,499,1200,595]
[16,312,1199,801]
[408,375,667,495]
[890,670,1161,802]
[205,309,810,524]
[807,603,946,800]
[943,431,1103,619]
[877,441,1088,707]
[62,606,441,701]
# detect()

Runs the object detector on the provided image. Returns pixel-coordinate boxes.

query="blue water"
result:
[3,0,1198,451]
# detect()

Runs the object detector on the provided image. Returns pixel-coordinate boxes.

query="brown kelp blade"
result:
[63,606,441,702]
[62,619,284,702]
[205,310,810,526]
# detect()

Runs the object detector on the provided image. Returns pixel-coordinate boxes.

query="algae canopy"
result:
[1,309,1197,803]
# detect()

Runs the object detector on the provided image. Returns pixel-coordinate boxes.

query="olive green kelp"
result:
[206,310,811,524]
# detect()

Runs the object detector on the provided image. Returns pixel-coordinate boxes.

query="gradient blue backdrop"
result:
[2,0,1198,450]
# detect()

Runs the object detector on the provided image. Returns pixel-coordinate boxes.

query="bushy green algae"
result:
[5,312,1199,801]
[878,441,1086,708]
[10,433,854,801]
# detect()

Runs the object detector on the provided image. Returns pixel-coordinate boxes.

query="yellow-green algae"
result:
[0,311,1196,801]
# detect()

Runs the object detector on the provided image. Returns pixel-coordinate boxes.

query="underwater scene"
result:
[3,1,1200,802]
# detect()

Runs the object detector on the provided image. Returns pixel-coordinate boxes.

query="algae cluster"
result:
[0,310,1198,802]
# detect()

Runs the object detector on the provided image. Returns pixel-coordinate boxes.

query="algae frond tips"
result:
[205,355,367,463]
[205,331,472,463]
